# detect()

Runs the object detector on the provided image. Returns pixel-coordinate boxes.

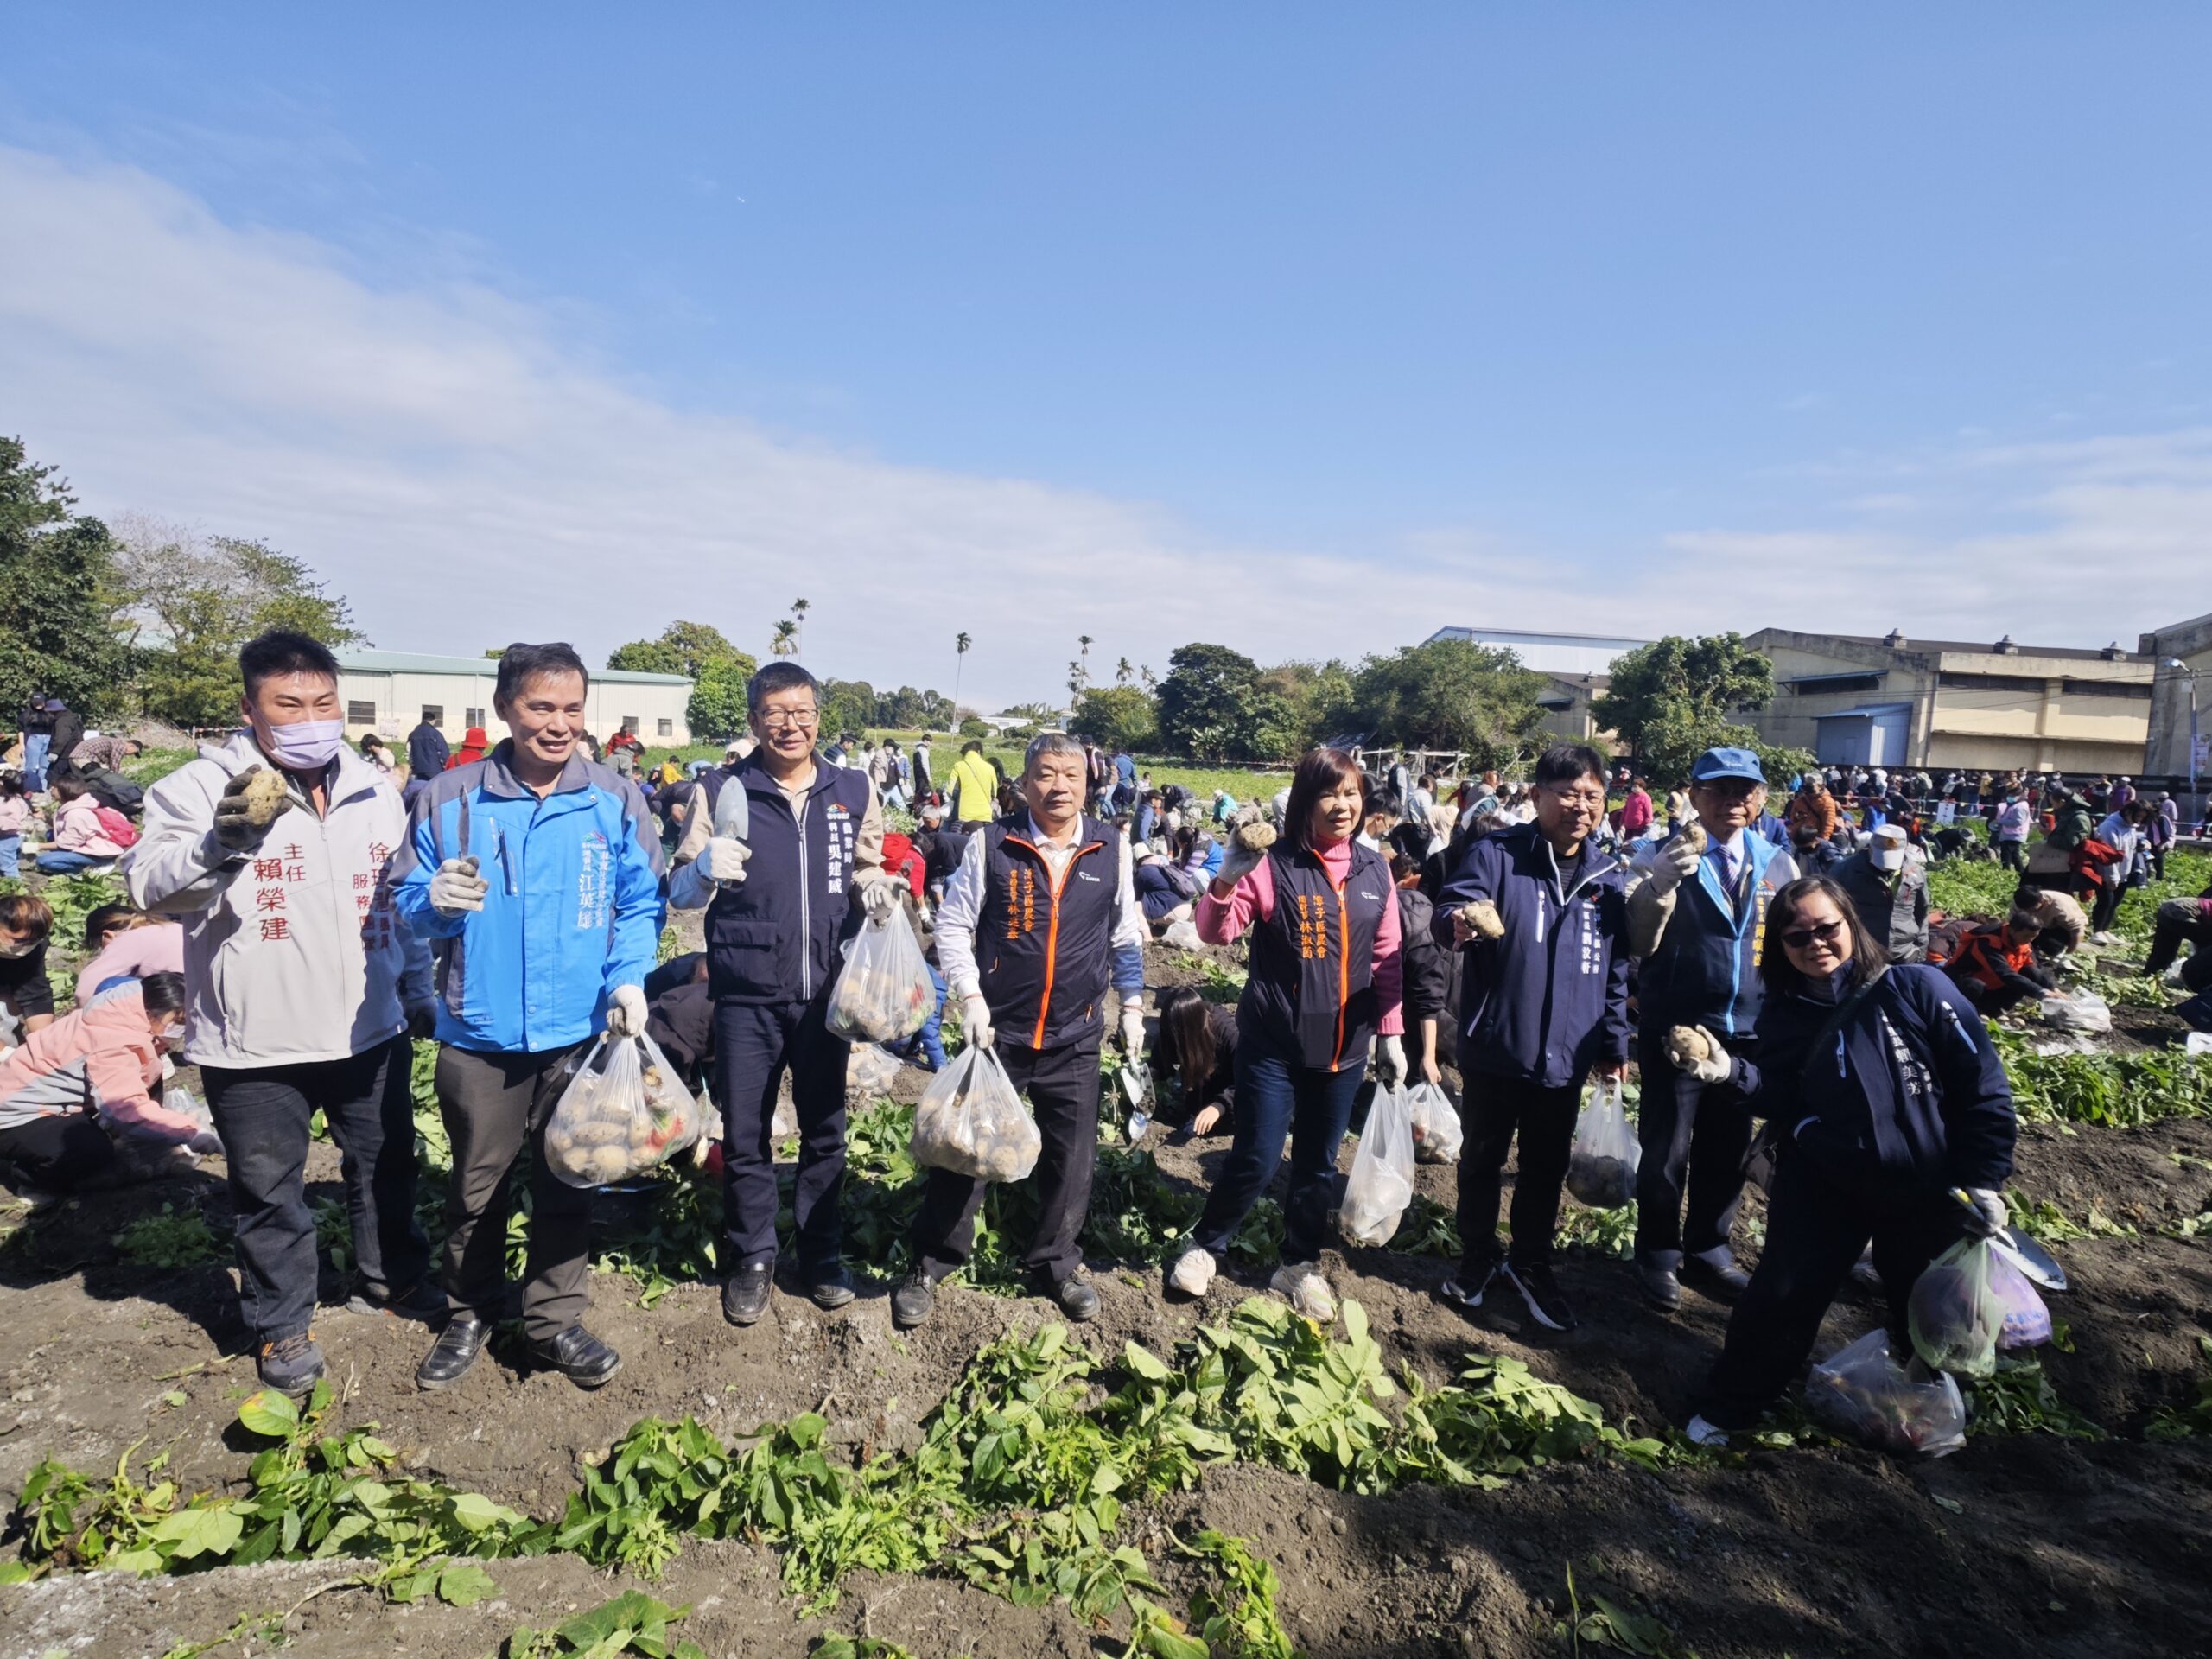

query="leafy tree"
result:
[607,620,752,683]
[1069,685,1157,752]
[1592,634,1781,785]
[1154,643,1289,763]
[112,515,364,728]
[874,685,957,729]
[686,658,752,743]
[1261,659,1357,751]
[820,678,878,739]
[1345,639,1548,771]
[0,439,132,721]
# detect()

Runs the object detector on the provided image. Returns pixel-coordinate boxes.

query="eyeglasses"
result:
[1542,786,1607,808]
[1780,917,1847,950]
[757,709,819,731]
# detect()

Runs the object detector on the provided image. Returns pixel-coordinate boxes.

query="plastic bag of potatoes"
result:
[825,903,938,1044]
[910,1043,1041,1185]
[544,1029,702,1188]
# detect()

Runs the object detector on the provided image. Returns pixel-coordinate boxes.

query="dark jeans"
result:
[436,1043,592,1342]
[203,1036,427,1345]
[1699,1146,1968,1428]
[1958,978,2037,1019]
[1998,839,2024,871]
[1635,1029,1754,1265]
[714,996,849,1276]
[0,1111,117,1191]
[1191,1034,1365,1264]
[912,1034,1100,1284]
[2144,911,2211,977]
[2090,877,2126,935]
[1455,1066,1583,1273]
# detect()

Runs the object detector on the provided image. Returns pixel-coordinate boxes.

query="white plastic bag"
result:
[1908,1236,2007,1378]
[843,1043,903,1104]
[544,1030,702,1188]
[1806,1328,1967,1456]
[2037,992,2111,1034]
[1342,1082,1416,1246]
[825,904,937,1044]
[1406,1081,1463,1164]
[1160,918,1204,952]
[910,1044,1040,1184]
[1566,1078,1640,1209]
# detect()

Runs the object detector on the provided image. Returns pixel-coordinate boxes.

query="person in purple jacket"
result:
[1431,744,1631,1334]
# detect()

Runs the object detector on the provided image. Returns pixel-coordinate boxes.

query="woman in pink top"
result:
[75,918,187,1004]
[1164,747,1404,1322]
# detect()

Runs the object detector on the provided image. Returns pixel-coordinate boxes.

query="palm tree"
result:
[953,631,972,715]
[791,598,810,655]
[1140,664,1157,693]
[1067,661,1084,703]
[1077,633,1094,678]
[1115,656,1133,685]
[771,619,798,658]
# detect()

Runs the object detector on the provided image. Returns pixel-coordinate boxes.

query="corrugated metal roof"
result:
[334,649,690,685]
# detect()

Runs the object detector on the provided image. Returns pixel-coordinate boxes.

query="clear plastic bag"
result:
[843,1043,903,1104]
[1989,1251,2052,1350]
[2037,992,2111,1033]
[1907,1236,2007,1377]
[544,1030,702,1189]
[1806,1328,1967,1456]
[1342,1082,1416,1246]
[910,1044,1040,1184]
[1406,1081,1463,1164]
[825,904,937,1044]
[1566,1078,1640,1209]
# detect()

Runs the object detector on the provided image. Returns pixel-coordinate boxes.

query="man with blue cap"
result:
[1624,747,1796,1312]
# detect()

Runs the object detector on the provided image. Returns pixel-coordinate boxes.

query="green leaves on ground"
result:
[2147,1338,2212,1441]
[1554,1561,1698,1657]
[497,1591,705,1658]
[1966,1361,2104,1440]
[1987,1027,2212,1129]
[111,1205,222,1269]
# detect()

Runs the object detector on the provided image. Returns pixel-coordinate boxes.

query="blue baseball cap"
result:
[1690,747,1766,785]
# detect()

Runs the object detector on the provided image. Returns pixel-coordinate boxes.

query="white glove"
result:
[1664,1025,1732,1084]
[429,855,487,917]
[1639,834,1703,897]
[698,836,751,886]
[1376,1033,1408,1087]
[607,983,648,1037]
[860,879,898,921]
[961,992,995,1050]
[1962,1187,2008,1240]
[1118,999,1146,1057]
[187,1128,225,1158]
[1452,899,1504,944]
[1216,822,1276,887]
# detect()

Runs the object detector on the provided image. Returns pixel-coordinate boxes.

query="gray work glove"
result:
[1636,831,1704,897]
[1216,822,1276,887]
[429,855,488,917]
[213,765,290,853]
[697,836,751,887]
[1961,1187,2008,1240]
[860,879,899,922]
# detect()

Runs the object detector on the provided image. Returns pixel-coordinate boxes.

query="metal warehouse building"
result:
[334,650,694,748]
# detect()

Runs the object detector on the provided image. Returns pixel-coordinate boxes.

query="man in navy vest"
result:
[668,663,898,1325]
[892,732,1148,1328]
[1625,747,1797,1313]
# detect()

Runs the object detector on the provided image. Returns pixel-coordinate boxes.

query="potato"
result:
[1678,818,1708,857]
[1463,899,1505,941]
[1666,1025,1713,1066]
[240,766,292,829]
[1232,822,1276,856]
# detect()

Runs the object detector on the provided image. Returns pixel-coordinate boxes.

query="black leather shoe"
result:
[415,1314,487,1391]
[1050,1270,1100,1324]
[1684,1249,1751,1300]
[806,1265,855,1310]
[530,1324,621,1389]
[1636,1256,1682,1312]
[891,1268,935,1328]
[722,1262,772,1326]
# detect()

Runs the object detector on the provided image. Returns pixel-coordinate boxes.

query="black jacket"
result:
[0,940,55,1020]
[1149,1001,1238,1127]
[1395,887,1456,1024]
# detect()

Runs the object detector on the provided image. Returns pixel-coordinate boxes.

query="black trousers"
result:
[714,996,849,1276]
[2090,878,2126,935]
[1635,1029,1754,1264]
[1699,1146,1969,1428]
[1957,978,2037,1019]
[204,1036,428,1344]
[436,1044,593,1342]
[0,1111,117,1191]
[1455,1066,1582,1273]
[1998,839,2024,871]
[912,1035,1100,1285]
[2145,910,2211,977]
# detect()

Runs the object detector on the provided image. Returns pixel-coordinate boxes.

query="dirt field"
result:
[3,925,2210,1658]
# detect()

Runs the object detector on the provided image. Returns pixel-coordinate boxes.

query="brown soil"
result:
[3,931,2211,1658]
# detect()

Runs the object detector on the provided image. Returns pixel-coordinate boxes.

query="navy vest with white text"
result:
[974,812,1120,1049]
[703,757,873,1006]
[1239,842,1389,1071]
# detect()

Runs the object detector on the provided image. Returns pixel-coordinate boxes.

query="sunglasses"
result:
[1780,917,1847,950]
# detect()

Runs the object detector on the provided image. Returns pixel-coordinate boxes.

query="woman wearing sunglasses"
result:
[1676,874,2018,1446]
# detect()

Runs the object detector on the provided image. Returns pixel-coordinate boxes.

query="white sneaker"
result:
[1167,1248,1217,1298]
[1269,1262,1337,1323]
[1685,1414,1731,1448]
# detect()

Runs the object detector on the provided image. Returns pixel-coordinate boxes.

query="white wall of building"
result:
[1423,626,1648,677]
[334,652,692,747]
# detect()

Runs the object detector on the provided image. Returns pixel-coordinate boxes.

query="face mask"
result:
[0,936,38,959]
[261,717,345,772]
[156,1020,186,1048]
[1872,844,1905,873]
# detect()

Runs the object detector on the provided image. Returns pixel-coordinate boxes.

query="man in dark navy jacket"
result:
[1432,744,1630,1333]
[668,663,898,1326]
[893,733,1148,1328]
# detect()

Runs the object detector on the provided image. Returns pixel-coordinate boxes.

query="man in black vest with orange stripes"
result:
[893,732,1149,1327]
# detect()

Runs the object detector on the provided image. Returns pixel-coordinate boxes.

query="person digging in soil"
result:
[1431,743,1631,1334]
[1164,745,1406,1325]
[124,631,442,1399]
[893,732,1148,1328]
[1942,907,2052,1018]
[395,642,665,1393]
[1686,875,2018,1445]
[1624,747,1799,1313]
[1149,986,1237,1137]
[665,660,898,1325]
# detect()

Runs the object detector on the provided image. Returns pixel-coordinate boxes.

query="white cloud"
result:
[3,143,2209,703]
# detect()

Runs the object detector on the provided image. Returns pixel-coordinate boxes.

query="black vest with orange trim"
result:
[1239,842,1389,1072]
[1951,925,2033,994]
[974,811,1121,1051]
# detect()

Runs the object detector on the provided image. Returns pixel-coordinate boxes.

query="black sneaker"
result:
[1049,1270,1100,1324]
[1439,1258,1502,1312]
[721,1262,772,1326]
[1503,1261,1579,1332]
[416,1314,488,1391]
[891,1268,936,1329]
[346,1279,448,1321]
[806,1265,856,1310]
[256,1331,324,1397]
[530,1324,622,1389]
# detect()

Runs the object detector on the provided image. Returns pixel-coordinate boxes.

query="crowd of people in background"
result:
[0,645,2206,1453]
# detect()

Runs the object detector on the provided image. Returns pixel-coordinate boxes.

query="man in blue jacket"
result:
[1432,743,1630,1333]
[1624,747,1798,1313]
[393,643,666,1392]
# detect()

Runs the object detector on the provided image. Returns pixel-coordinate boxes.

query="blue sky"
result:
[3,7,2209,704]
